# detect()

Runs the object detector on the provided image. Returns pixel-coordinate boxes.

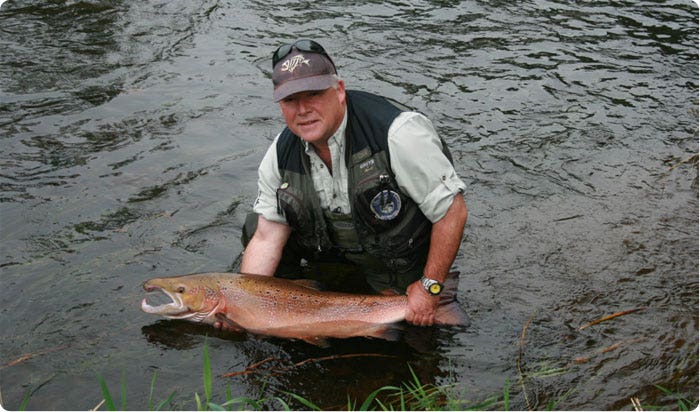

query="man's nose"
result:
[296,96,311,113]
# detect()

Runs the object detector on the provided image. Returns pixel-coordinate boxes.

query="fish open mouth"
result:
[141,286,190,318]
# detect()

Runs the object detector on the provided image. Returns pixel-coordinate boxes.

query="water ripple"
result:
[0,0,696,409]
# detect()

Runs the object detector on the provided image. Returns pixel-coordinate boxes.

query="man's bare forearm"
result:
[423,194,468,281]
[240,215,291,276]
[405,193,467,326]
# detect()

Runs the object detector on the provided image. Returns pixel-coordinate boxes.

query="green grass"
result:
[18,388,31,411]
[653,385,697,411]
[97,369,125,411]
[93,340,501,411]
[83,343,700,411]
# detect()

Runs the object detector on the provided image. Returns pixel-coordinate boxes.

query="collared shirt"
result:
[253,109,466,224]
[305,112,351,214]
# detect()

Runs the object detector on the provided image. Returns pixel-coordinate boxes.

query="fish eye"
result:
[176,286,186,293]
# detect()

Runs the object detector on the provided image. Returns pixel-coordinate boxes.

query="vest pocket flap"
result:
[276,183,313,231]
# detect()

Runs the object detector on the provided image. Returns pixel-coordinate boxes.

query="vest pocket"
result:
[277,183,313,237]
[382,206,431,257]
[323,209,363,253]
[353,173,431,261]
[354,173,408,231]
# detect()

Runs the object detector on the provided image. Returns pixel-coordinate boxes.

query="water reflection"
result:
[140,317,458,410]
[141,320,246,350]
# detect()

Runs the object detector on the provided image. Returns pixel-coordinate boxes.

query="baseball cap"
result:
[272,40,338,102]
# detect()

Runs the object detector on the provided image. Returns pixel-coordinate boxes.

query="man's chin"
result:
[297,131,328,145]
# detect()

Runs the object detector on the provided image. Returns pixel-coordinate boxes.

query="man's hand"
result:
[405,280,440,326]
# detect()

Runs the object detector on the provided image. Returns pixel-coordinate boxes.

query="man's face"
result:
[279,80,346,146]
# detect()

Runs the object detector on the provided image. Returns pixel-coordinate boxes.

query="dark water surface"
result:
[1,0,698,410]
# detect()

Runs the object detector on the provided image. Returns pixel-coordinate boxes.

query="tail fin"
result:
[435,271,470,326]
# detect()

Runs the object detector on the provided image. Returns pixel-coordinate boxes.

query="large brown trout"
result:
[141,272,468,346]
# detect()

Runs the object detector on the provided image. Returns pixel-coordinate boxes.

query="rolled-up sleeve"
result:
[388,112,466,223]
[252,135,288,224]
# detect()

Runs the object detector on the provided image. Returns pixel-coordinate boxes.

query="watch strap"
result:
[420,275,444,295]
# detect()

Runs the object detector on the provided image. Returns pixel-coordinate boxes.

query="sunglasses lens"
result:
[272,44,292,68]
[296,40,324,54]
[272,40,335,71]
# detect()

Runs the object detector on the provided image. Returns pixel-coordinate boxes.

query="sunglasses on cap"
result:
[272,39,337,71]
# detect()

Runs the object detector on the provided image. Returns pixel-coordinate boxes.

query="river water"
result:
[1,0,697,410]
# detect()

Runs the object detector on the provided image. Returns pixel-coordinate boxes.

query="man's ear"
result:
[336,79,346,105]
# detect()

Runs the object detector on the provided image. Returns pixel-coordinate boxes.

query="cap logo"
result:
[281,54,310,73]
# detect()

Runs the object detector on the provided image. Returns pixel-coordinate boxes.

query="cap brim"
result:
[273,74,335,102]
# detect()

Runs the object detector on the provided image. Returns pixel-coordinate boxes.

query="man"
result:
[240,39,467,326]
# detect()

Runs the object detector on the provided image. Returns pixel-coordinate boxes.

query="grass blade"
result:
[359,386,401,411]
[374,398,391,411]
[398,387,407,411]
[148,372,158,411]
[221,397,263,410]
[120,368,127,411]
[155,391,177,411]
[207,402,226,411]
[225,385,232,412]
[465,394,500,411]
[19,388,31,411]
[346,394,356,411]
[654,385,694,411]
[272,396,292,410]
[97,374,117,411]
[203,340,212,405]
[283,391,322,411]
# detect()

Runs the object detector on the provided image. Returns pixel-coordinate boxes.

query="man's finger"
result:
[405,310,415,324]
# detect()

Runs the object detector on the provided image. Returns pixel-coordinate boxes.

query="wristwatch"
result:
[420,275,444,296]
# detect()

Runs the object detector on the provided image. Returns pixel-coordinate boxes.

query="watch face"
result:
[429,283,442,295]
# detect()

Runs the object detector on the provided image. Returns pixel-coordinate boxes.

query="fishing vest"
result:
[275,90,453,273]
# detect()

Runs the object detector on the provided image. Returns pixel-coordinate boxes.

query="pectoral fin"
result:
[435,301,470,326]
[366,323,403,342]
[301,336,331,348]
[215,313,245,333]
[435,271,470,326]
